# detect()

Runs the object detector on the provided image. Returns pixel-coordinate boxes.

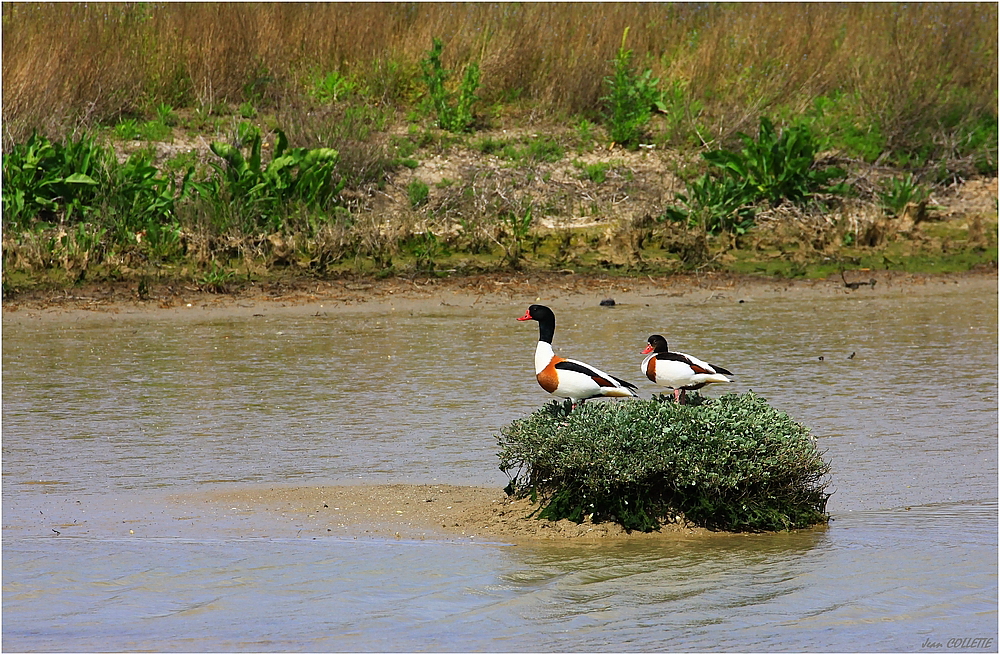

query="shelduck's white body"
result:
[641,334,732,403]
[518,305,638,403]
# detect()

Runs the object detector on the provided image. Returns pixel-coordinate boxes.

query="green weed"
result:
[601,27,661,148]
[663,117,846,235]
[878,174,930,216]
[154,103,178,127]
[202,129,343,231]
[420,37,480,133]
[409,231,443,272]
[309,70,357,103]
[662,173,755,236]
[2,132,104,226]
[198,261,237,293]
[498,205,534,268]
[407,178,429,208]
[575,118,598,150]
[574,160,611,185]
[702,117,846,206]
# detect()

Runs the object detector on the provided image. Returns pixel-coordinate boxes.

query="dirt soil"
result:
[4,267,997,325]
[172,483,724,544]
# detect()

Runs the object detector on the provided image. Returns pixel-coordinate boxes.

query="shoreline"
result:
[3,268,996,324]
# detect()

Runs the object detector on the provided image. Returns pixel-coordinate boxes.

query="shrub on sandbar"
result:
[497,392,831,533]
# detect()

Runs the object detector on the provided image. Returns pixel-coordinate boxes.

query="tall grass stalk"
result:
[3,4,995,157]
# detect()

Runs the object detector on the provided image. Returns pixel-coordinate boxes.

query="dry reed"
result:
[3,3,996,149]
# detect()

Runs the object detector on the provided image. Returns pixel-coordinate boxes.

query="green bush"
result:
[2,132,106,227]
[702,116,846,206]
[203,129,342,230]
[407,178,429,208]
[601,28,661,148]
[878,174,930,216]
[497,392,831,533]
[662,172,756,235]
[663,117,847,235]
[420,37,480,133]
[1,132,188,237]
[309,70,357,103]
[575,160,611,185]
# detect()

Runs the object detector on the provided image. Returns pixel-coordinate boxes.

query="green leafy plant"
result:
[238,102,258,119]
[113,118,141,141]
[662,172,756,235]
[204,129,343,231]
[410,231,442,272]
[198,261,237,293]
[878,174,931,216]
[114,117,172,142]
[575,118,597,150]
[420,37,480,133]
[475,135,563,164]
[155,103,178,127]
[103,149,190,241]
[656,79,704,142]
[601,27,661,148]
[522,136,564,163]
[663,117,846,235]
[474,135,505,156]
[1,132,104,227]
[497,205,533,268]
[790,91,886,163]
[407,178,430,208]
[498,392,831,533]
[574,160,611,185]
[702,116,846,206]
[309,70,357,103]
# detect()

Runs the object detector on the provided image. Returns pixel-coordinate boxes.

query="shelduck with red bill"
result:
[641,334,732,404]
[517,304,638,404]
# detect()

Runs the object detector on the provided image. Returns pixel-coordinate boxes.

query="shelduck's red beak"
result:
[641,344,654,354]
[516,309,533,321]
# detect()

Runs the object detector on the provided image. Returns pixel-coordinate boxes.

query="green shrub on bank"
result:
[601,27,661,148]
[663,117,846,235]
[420,37,480,133]
[203,129,342,231]
[497,392,831,533]
[1,132,189,238]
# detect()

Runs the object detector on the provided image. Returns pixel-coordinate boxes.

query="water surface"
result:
[4,281,997,651]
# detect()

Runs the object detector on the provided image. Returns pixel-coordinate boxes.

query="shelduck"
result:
[641,334,732,404]
[517,304,638,404]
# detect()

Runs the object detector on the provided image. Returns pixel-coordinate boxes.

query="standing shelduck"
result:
[517,304,638,404]
[641,334,733,404]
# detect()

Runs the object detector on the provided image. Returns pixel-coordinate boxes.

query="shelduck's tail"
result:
[604,375,639,397]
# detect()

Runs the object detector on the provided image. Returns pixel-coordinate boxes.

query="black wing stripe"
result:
[610,374,639,390]
[657,351,733,377]
[555,360,632,389]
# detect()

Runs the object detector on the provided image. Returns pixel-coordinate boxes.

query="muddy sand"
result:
[5,270,995,541]
[4,267,996,324]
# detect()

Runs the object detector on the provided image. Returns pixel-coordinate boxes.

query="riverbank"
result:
[4,267,996,325]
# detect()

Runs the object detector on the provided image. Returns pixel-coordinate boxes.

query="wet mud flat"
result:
[4,268,996,325]
[7,482,724,544]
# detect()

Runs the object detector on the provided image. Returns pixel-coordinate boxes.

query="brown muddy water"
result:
[3,279,997,652]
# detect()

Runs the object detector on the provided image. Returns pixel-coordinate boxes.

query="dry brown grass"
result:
[3,3,995,148]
